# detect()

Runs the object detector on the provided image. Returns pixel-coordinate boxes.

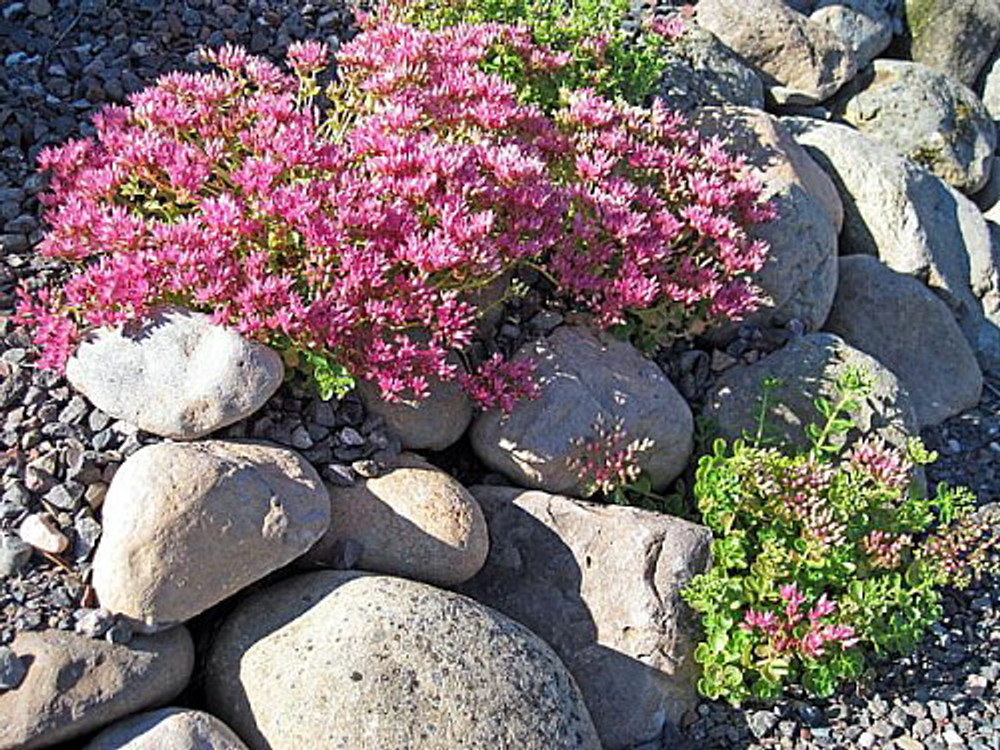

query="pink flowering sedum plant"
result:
[18,22,772,407]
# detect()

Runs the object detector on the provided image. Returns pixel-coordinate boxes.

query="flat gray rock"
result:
[305,452,489,587]
[66,307,283,440]
[0,628,194,750]
[696,0,857,104]
[830,59,997,194]
[703,332,920,451]
[694,107,842,337]
[785,116,1000,373]
[92,440,330,631]
[470,326,693,497]
[459,486,711,750]
[824,256,983,427]
[82,708,249,750]
[203,571,601,750]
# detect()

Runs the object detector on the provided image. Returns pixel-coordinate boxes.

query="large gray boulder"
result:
[0,628,194,750]
[695,0,857,105]
[459,486,711,750]
[66,307,283,440]
[785,117,1000,373]
[82,708,249,750]
[203,571,601,750]
[304,452,489,587]
[655,20,766,112]
[703,332,920,452]
[92,440,330,631]
[830,59,997,194]
[824,256,983,427]
[694,107,842,337]
[470,326,693,497]
[810,0,894,71]
[903,0,1000,89]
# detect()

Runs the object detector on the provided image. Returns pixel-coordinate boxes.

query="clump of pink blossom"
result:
[17,24,773,408]
[741,584,858,660]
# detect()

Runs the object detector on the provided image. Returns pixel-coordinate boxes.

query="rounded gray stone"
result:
[66,307,284,440]
[356,376,472,452]
[92,440,330,630]
[824,256,983,427]
[703,332,920,451]
[82,707,249,750]
[904,0,1000,89]
[203,571,601,750]
[830,59,997,194]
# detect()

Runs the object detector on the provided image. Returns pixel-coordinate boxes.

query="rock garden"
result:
[1,0,999,748]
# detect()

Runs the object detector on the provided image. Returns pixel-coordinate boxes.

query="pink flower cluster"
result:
[741,584,858,660]
[845,437,912,489]
[18,22,773,406]
[860,529,912,570]
[771,458,846,552]
[568,416,653,495]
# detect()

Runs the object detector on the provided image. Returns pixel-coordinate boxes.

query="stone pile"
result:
[1,0,1000,748]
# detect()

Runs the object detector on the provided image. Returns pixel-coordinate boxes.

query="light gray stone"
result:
[694,107,842,337]
[356,376,472,452]
[703,333,920,451]
[0,627,194,750]
[470,326,693,497]
[655,21,766,112]
[982,52,1000,124]
[811,0,894,69]
[459,486,711,750]
[92,440,330,631]
[304,452,489,587]
[203,571,601,750]
[696,0,857,105]
[0,533,31,577]
[66,307,283,440]
[82,707,249,750]
[904,0,1000,89]
[824,256,983,426]
[830,59,997,194]
[785,117,1000,372]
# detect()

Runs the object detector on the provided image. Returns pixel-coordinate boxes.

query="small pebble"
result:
[18,513,69,554]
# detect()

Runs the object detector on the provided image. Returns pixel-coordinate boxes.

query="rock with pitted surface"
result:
[304,452,489,587]
[695,0,857,105]
[66,307,283,440]
[830,60,997,194]
[203,571,601,750]
[785,116,1000,373]
[0,627,194,750]
[83,707,249,750]
[824,256,983,427]
[92,440,330,631]
[470,326,693,497]
[703,332,920,451]
[459,486,712,750]
[694,107,842,337]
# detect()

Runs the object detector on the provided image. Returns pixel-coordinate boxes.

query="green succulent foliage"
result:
[681,367,991,704]
[376,0,673,110]
[297,348,357,401]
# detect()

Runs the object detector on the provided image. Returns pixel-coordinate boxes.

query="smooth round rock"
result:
[470,326,693,497]
[305,453,488,587]
[92,440,330,630]
[66,307,284,440]
[82,707,249,750]
[204,571,601,750]
[356,376,473,452]
[0,627,194,750]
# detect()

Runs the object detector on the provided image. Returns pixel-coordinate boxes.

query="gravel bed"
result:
[1,2,998,749]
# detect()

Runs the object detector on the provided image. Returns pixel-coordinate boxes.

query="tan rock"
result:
[92,440,330,630]
[0,627,194,750]
[18,513,68,554]
[305,453,488,587]
[83,707,249,750]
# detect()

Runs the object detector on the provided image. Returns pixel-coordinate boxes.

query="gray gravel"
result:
[0,2,998,749]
